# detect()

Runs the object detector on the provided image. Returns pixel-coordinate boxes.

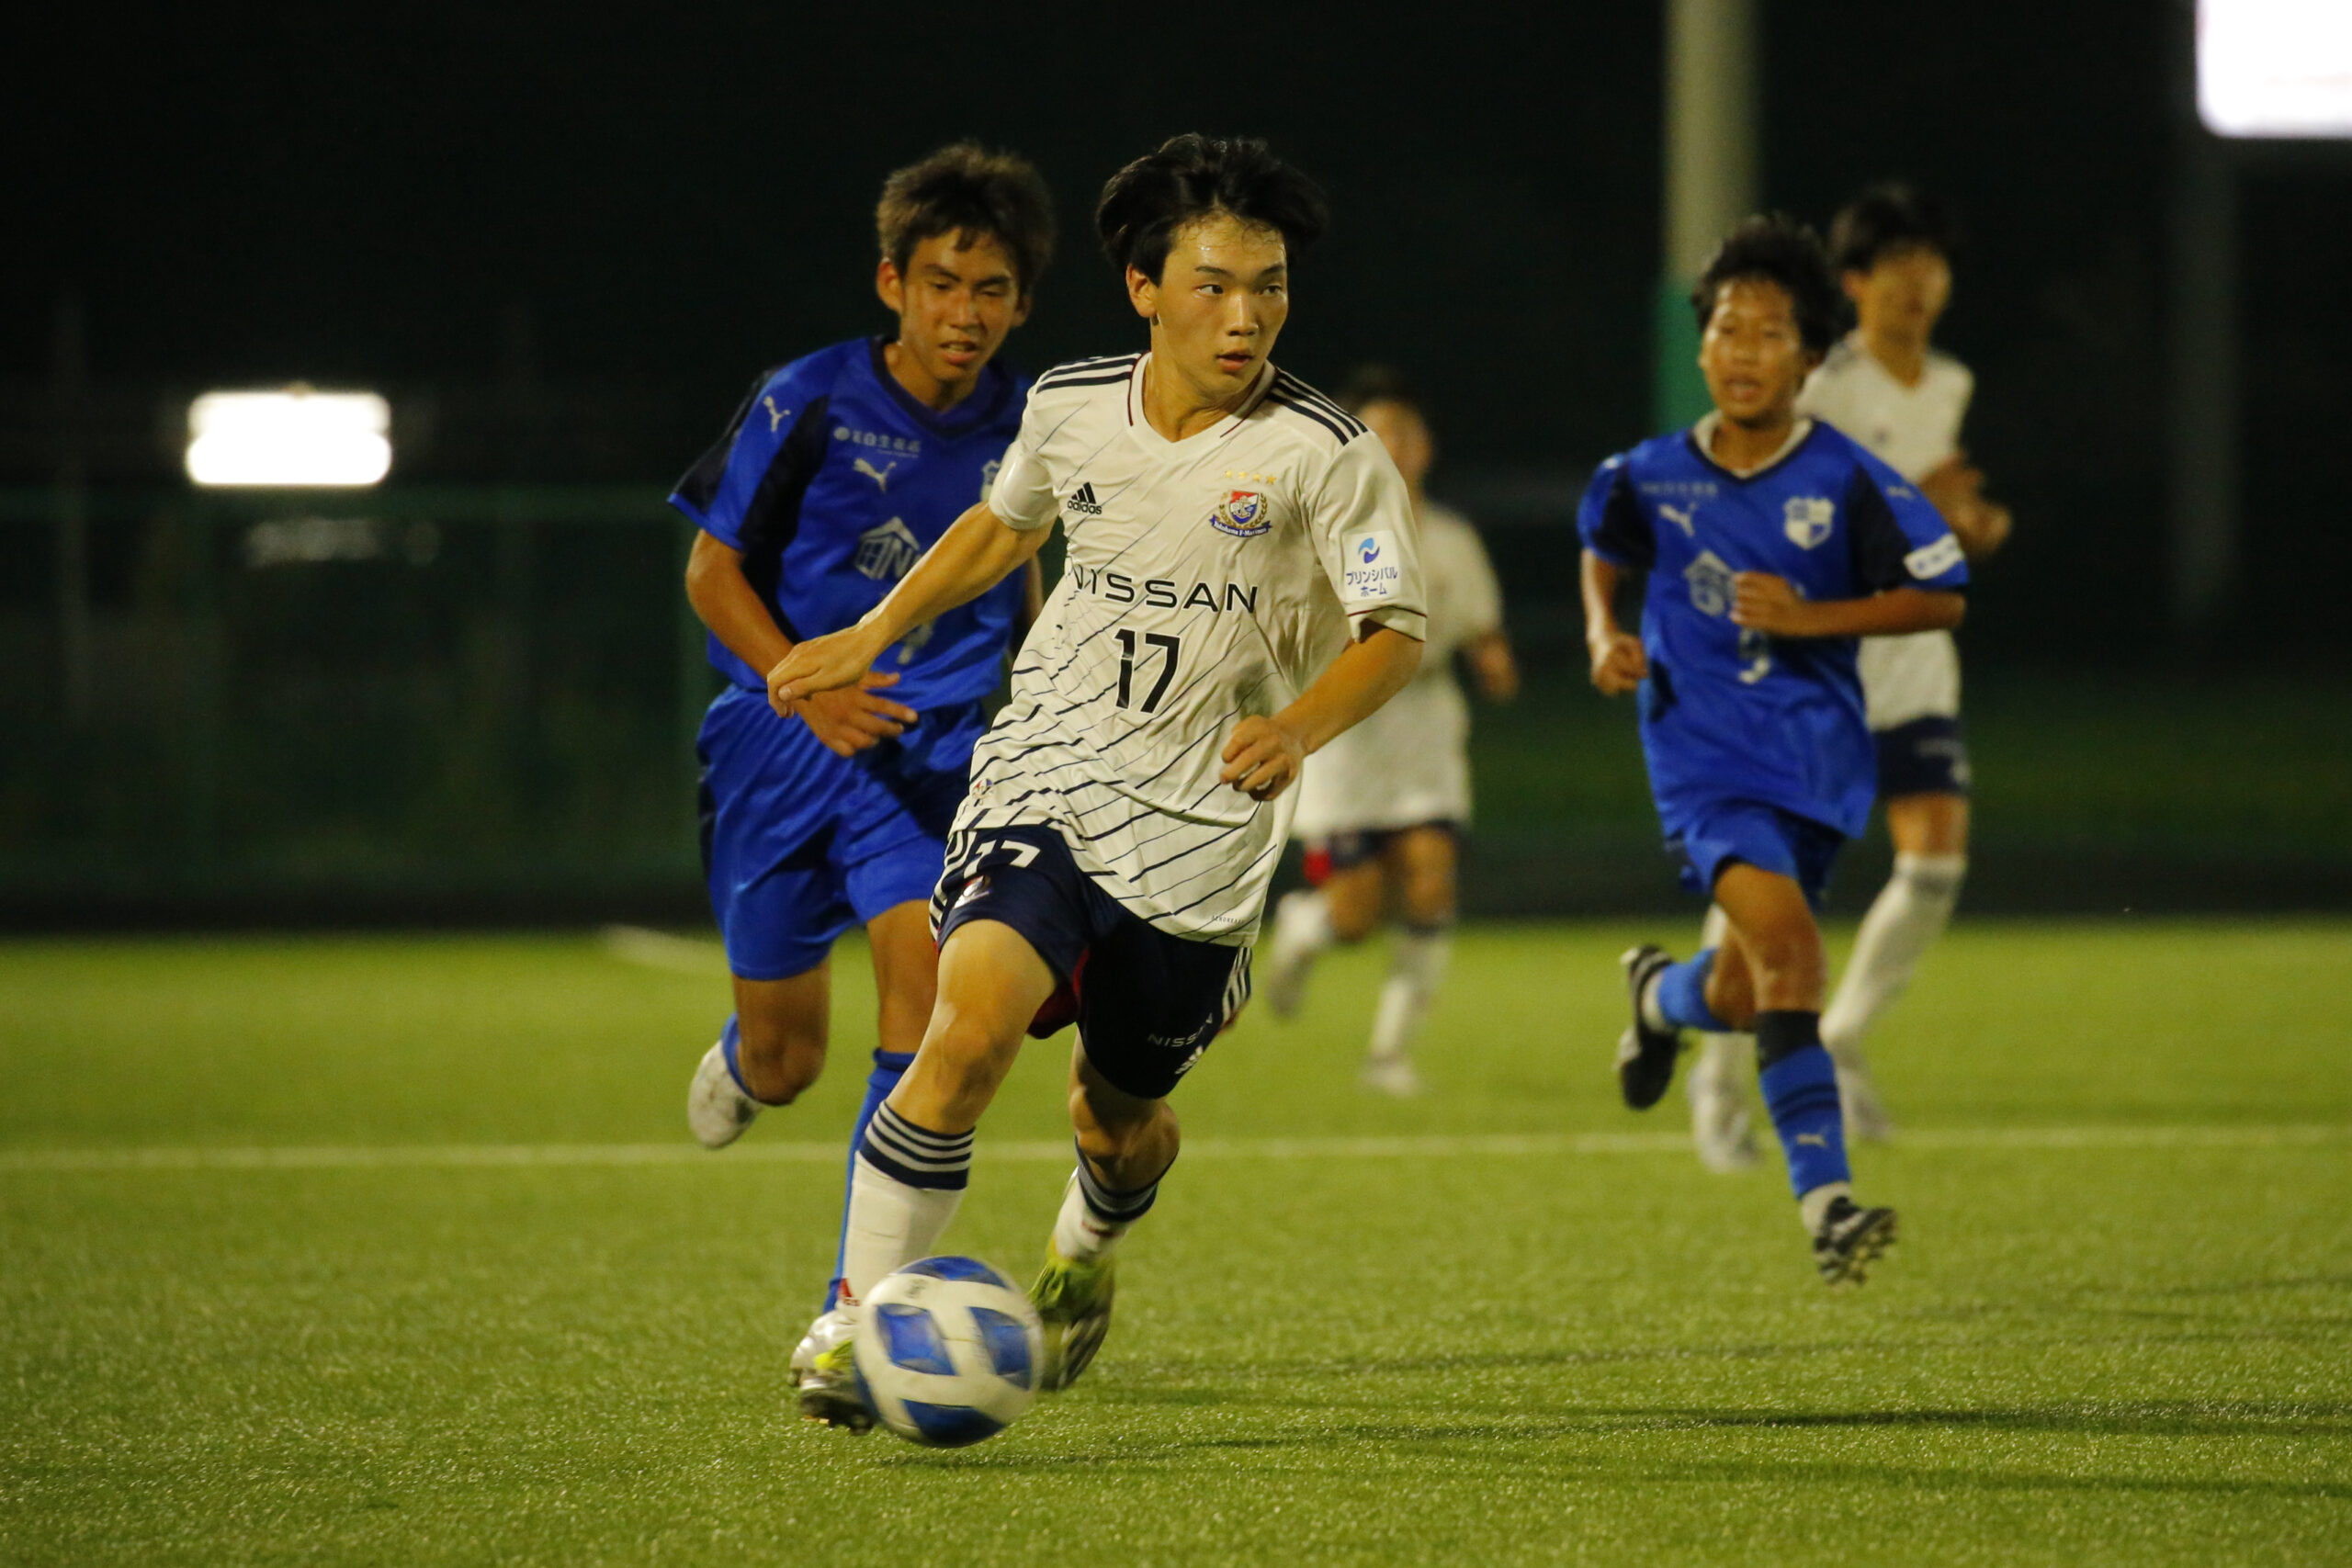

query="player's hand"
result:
[1731,573,1815,637]
[769,626,889,712]
[789,671,920,757]
[1468,635,1520,703]
[1957,498,2013,561]
[1218,715,1306,802]
[1917,456,1984,522]
[1587,630,1646,695]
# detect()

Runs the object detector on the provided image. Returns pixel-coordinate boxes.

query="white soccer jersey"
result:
[961,354,1428,943]
[1799,337,1975,730]
[1293,501,1502,837]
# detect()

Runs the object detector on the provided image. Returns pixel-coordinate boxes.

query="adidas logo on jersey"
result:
[1063,482,1104,517]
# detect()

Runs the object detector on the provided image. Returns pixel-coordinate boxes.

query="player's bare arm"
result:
[1580,552,1647,695]
[1219,625,1423,801]
[770,501,1047,704]
[683,531,918,756]
[1730,576,1964,637]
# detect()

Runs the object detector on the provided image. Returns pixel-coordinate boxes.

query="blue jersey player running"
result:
[668,144,1056,1404]
[1577,215,1969,1286]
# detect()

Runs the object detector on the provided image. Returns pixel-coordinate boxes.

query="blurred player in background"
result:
[1685,184,2012,1168]
[769,134,1425,1426]
[665,144,1054,1390]
[1260,367,1517,1095]
[1578,216,1968,1285]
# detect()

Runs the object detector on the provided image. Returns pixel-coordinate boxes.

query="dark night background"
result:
[11,1,2351,654]
[4,1,2348,919]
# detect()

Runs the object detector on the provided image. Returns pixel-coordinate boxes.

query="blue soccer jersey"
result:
[1577,418,1968,839]
[669,337,1030,712]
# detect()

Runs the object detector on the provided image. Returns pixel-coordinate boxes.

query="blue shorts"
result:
[931,824,1251,1101]
[696,685,983,981]
[1875,715,1972,798]
[1666,799,1848,909]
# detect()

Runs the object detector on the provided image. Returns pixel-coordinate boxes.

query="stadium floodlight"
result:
[185,388,392,487]
[2199,0,2352,139]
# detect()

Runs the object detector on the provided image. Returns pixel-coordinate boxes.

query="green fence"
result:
[5,484,2348,923]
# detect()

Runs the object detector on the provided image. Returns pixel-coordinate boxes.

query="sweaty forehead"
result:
[1169,211,1287,269]
[912,227,1015,276]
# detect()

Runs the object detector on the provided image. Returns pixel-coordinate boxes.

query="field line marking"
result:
[0,1124,2345,1174]
[598,925,730,976]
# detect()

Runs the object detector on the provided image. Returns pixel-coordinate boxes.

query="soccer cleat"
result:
[792,1319,876,1433]
[687,1039,763,1150]
[1811,1195,1898,1287]
[1835,1062,1897,1145]
[1259,892,1323,1021]
[1615,945,1686,1111]
[1687,1036,1759,1172]
[1360,1054,1426,1098]
[1030,1246,1116,1393]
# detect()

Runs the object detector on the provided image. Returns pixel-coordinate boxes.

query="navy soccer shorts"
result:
[1666,799,1848,909]
[1300,820,1462,886]
[696,685,983,981]
[930,824,1251,1101]
[1874,715,1973,799]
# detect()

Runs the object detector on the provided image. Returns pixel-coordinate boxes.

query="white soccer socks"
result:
[1263,890,1339,1018]
[1050,1149,1163,1263]
[839,1104,970,1303]
[1366,922,1451,1077]
[1821,852,1967,1060]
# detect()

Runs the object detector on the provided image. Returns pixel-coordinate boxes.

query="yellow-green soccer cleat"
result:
[795,1336,876,1434]
[1030,1247,1117,1393]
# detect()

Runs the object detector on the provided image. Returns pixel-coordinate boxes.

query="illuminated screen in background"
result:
[2199,0,2352,138]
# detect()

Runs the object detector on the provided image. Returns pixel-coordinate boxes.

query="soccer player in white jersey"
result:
[1261,367,1518,1095]
[1683,185,2011,1168]
[766,135,1427,1427]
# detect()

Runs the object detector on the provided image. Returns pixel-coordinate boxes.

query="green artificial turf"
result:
[3,923,2348,1565]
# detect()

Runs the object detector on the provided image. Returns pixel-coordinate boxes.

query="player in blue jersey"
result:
[667,143,1055,1410]
[1577,215,1969,1286]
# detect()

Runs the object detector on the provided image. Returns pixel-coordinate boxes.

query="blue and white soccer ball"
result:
[853,1257,1044,1448]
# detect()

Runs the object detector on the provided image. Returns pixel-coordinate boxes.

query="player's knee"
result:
[922,1005,1023,1089]
[1325,886,1382,943]
[1745,927,1826,998]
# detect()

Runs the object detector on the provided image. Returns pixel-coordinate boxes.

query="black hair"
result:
[1828,181,1962,274]
[1093,134,1330,281]
[876,141,1057,298]
[1335,364,1424,418]
[1690,214,1844,355]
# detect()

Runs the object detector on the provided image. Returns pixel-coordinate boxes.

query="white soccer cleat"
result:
[1837,1065,1897,1144]
[687,1039,763,1149]
[1687,1039,1759,1173]
[791,1307,874,1433]
[1259,892,1324,1020]
[1360,1054,1425,1098]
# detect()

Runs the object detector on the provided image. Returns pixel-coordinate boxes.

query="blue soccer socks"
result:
[1756,1011,1850,1200]
[1649,949,1732,1033]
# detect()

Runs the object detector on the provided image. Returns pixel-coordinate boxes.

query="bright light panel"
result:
[185,389,392,487]
[2199,0,2352,139]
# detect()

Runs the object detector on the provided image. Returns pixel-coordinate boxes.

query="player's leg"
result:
[1711,859,1896,1285]
[1033,906,1246,1390]
[1261,833,1382,1018]
[1362,824,1457,1096]
[1820,714,1973,1139]
[1821,790,1967,1136]
[1685,902,1758,1171]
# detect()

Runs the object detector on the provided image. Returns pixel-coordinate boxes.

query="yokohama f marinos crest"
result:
[1210,490,1271,538]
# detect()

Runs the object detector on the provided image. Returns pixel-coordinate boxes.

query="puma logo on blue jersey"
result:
[854,457,898,491]
[1659,502,1698,536]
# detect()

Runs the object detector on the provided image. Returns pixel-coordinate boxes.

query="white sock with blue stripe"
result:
[840,1104,970,1303]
